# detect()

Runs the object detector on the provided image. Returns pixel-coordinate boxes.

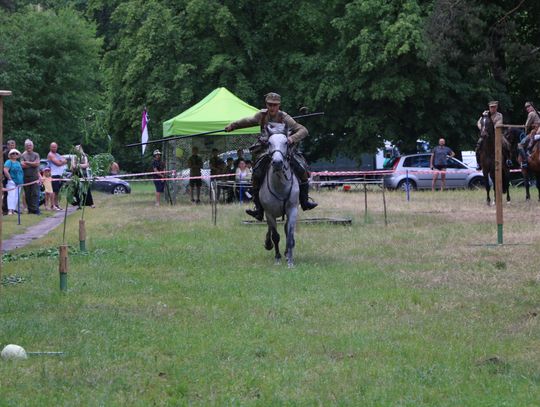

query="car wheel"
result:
[468,177,485,189]
[397,179,417,191]
[112,185,128,194]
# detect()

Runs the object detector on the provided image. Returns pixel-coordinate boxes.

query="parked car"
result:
[40,159,130,194]
[92,176,131,194]
[384,153,485,190]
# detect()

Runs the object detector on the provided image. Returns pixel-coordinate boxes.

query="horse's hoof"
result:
[287,262,294,269]
[274,259,281,266]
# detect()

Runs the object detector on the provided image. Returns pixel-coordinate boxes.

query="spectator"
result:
[430,138,455,191]
[152,149,165,206]
[3,149,23,215]
[233,148,245,170]
[109,161,120,175]
[47,142,67,211]
[235,159,252,183]
[209,148,225,200]
[71,145,95,208]
[188,146,203,204]
[224,156,235,203]
[42,167,54,211]
[2,139,16,214]
[235,159,252,201]
[20,139,41,214]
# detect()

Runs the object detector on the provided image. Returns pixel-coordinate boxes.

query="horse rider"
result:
[224,92,318,221]
[475,101,503,170]
[518,102,540,168]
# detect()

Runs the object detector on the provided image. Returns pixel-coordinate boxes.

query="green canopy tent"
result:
[162,87,259,137]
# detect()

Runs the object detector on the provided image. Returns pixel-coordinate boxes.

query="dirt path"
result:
[2,207,77,252]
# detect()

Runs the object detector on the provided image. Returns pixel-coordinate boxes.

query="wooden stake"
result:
[79,219,86,252]
[0,90,12,291]
[59,245,68,291]
[495,125,503,244]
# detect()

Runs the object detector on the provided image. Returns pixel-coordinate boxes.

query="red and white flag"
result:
[141,108,149,155]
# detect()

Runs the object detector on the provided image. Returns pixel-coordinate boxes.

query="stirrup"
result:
[246,207,264,221]
[521,162,528,169]
[506,159,513,167]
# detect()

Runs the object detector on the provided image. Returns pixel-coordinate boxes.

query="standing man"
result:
[20,139,41,214]
[430,138,455,192]
[47,142,67,211]
[151,149,165,206]
[475,101,503,170]
[188,146,203,204]
[2,139,16,214]
[225,92,317,221]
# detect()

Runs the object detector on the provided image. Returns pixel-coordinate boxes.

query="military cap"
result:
[525,101,532,108]
[488,101,499,107]
[265,92,281,103]
[153,149,162,156]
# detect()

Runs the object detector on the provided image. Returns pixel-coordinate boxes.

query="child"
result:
[42,167,54,210]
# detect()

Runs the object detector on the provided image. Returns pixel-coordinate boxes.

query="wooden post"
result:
[59,245,68,291]
[79,219,86,252]
[495,125,503,244]
[0,90,12,291]
[382,181,388,226]
[364,183,368,223]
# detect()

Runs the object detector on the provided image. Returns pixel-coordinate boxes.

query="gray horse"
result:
[259,123,299,267]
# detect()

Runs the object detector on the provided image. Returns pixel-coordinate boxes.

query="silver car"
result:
[384,153,485,190]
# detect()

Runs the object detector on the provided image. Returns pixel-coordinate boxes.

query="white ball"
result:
[1,344,28,360]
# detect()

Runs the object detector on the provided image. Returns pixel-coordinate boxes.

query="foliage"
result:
[90,153,115,177]
[2,1,540,165]
[0,6,102,155]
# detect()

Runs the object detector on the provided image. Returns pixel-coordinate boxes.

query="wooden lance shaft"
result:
[495,125,503,244]
[0,90,13,290]
[79,219,86,252]
[59,245,68,291]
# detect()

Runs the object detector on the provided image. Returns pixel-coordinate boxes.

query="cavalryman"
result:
[475,101,503,170]
[225,92,318,221]
[518,102,540,168]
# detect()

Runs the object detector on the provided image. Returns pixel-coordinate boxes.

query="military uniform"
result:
[475,101,503,170]
[226,93,317,221]
[519,103,540,167]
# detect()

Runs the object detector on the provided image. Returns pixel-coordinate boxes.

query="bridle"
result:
[266,133,294,208]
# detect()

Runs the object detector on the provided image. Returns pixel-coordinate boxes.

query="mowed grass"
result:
[2,183,540,405]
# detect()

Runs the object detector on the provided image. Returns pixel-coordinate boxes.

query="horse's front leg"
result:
[523,170,531,200]
[535,174,540,201]
[271,226,281,264]
[284,207,298,268]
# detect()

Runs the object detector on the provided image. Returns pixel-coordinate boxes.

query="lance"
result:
[125,112,324,148]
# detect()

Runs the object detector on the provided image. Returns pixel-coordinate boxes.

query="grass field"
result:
[1,183,540,406]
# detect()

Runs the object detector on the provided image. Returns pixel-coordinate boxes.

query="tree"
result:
[0,7,102,154]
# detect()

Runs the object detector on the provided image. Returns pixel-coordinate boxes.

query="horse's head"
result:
[480,111,494,139]
[265,123,289,172]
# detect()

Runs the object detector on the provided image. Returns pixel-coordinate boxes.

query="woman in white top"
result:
[235,160,252,202]
[235,159,252,182]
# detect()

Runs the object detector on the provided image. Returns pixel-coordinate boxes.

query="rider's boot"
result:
[299,182,318,211]
[245,189,264,221]
[519,148,529,168]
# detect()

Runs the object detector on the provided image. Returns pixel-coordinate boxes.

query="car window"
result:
[447,157,466,169]
[402,155,430,168]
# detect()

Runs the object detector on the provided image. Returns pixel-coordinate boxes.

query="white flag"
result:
[141,108,149,155]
